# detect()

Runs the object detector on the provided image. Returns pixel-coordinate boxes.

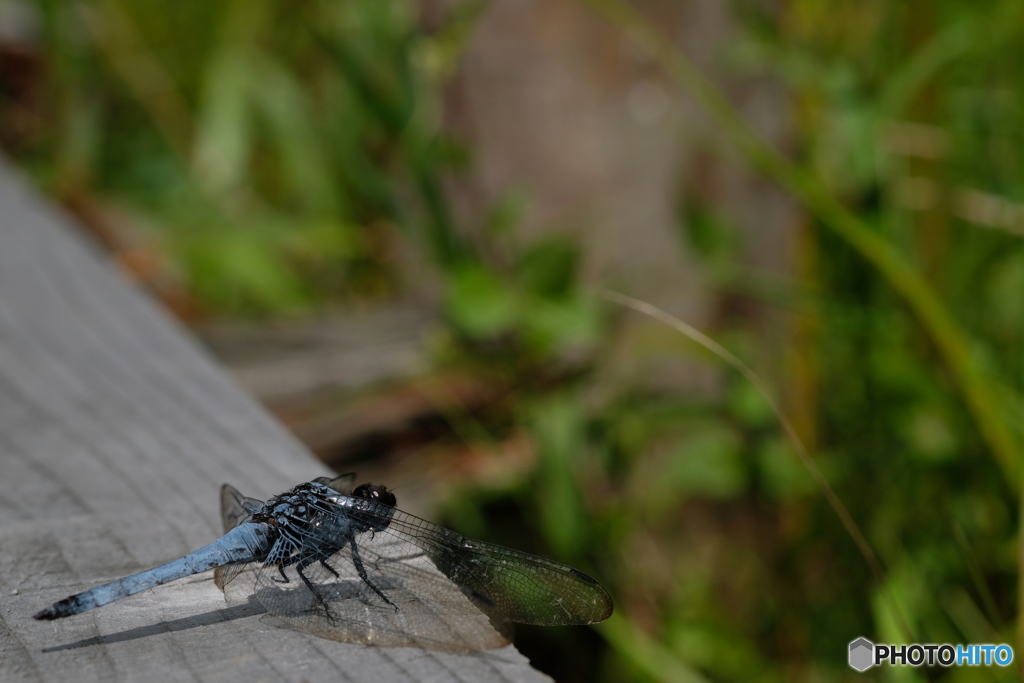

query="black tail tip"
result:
[33,595,81,620]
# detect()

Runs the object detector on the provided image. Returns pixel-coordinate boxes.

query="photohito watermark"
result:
[848,637,1014,672]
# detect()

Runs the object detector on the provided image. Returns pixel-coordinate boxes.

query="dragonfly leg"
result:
[349,536,398,611]
[318,558,340,578]
[275,547,331,583]
[291,556,343,625]
[293,560,328,604]
[281,547,342,581]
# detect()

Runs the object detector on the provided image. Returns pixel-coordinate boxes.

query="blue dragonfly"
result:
[34,474,612,651]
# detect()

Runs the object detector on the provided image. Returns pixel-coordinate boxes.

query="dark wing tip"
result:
[567,567,614,622]
[567,568,614,623]
[569,567,600,585]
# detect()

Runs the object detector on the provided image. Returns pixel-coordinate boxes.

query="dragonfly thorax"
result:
[249,480,398,570]
[250,482,336,532]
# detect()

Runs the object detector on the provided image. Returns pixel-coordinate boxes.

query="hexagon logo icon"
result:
[849,637,874,672]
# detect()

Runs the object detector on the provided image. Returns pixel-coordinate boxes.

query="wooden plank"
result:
[0,159,549,683]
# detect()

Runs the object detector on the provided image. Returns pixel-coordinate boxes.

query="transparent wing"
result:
[313,473,357,495]
[219,484,263,532]
[385,508,614,626]
[215,484,264,589]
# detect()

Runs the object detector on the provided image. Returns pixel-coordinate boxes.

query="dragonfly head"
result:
[351,483,396,509]
[348,483,397,534]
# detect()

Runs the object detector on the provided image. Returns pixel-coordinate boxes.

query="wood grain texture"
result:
[0,159,550,683]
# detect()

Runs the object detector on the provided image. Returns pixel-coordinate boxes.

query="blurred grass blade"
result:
[877,16,976,118]
[603,290,914,642]
[599,612,711,683]
[251,56,341,215]
[190,0,266,196]
[191,46,254,196]
[953,521,1004,632]
[85,0,193,162]
[528,394,588,558]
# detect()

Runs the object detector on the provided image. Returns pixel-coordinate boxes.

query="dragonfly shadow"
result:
[40,597,266,653]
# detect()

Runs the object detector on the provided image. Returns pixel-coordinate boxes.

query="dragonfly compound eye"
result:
[352,484,397,508]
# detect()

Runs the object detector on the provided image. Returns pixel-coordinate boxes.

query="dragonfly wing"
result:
[216,486,265,590]
[214,563,247,590]
[313,473,357,495]
[219,484,263,532]
[388,510,614,626]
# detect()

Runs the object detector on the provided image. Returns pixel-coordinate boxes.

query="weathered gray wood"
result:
[0,159,549,683]
[198,307,433,402]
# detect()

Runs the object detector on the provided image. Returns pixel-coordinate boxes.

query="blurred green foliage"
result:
[18,0,485,314]
[8,0,1024,681]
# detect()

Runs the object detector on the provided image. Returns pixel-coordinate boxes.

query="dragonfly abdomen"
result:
[34,523,272,620]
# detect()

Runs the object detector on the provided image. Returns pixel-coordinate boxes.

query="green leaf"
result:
[528,394,588,557]
[522,294,602,351]
[444,265,519,338]
[182,228,307,314]
[516,238,579,297]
